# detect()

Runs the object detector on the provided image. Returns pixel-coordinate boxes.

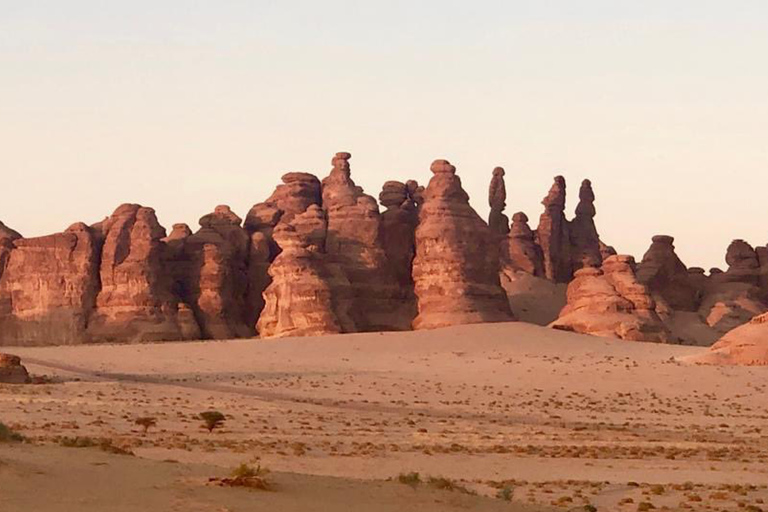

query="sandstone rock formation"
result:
[488,167,510,237]
[379,180,420,317]
[536,176,572,283]
[322,152,413,332]
[0,221,21,282]
[636,235,699,311]
[180,206,253,340]
[0,223,101,345]
[697,240,768,335]
[551,255,670,342]
[569,179,603,271]
[0,353,30,384]
[86,205,200,343]
[687,312,768,366]
[412,160,514,329]
[505,212,545,277]
[257,205,342,338]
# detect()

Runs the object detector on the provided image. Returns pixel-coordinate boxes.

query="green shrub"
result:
[200,411,226,433]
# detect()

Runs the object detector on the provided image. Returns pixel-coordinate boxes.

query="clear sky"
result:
[1,1,766,269]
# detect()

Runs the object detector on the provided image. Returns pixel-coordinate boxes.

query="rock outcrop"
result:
[488,167,510,237]
[257,205,342,338]
[322,152,413,332]
[0,353,30,384]
[697,240,768,335]
[0,223,101,346]
[0,221,21,282]
[378,180,420,319]
[569,179,603,271]
[86,205,200,343]
[636,235,699,311]
[687,312,768,366]
[551,254,670,342]
[412,160,514,330]
[536,176,572,283]
[180,206,252,340]
[505,212,545,277]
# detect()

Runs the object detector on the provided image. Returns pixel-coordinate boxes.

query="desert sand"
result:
[2,322,768,511]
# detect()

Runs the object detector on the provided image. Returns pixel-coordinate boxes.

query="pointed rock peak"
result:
[488,167,507,210]
[379,181,409,209]
[512,211,529,224]
[0,221,22,241]
[430,159,456,175]
[65,222,91,234]
[575,179,596,218]
[510,212,534,239]
[542,176,566,211]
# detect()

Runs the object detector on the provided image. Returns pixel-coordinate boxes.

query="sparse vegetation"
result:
[398,472,421,487]
[134,416,157,434]
[57,436,134,456]
[199,411,226,433]
[496,486,514,501]
[209,463,270,490]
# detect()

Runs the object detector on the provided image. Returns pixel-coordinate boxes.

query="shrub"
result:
[135,417,157,434]
[200,411,226,433]
[0,422,23,443]
[397,472,421,487]
[496,486,514,501]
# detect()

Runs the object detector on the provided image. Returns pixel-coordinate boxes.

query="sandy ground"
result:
[2,322,768,511]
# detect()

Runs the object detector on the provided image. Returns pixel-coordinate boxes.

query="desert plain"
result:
[2,322,768,512]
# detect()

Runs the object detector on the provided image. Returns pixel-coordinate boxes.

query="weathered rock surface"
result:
[257,205,342,338]
[0,353,30,384]
[506,212,545,277]
[322,153,413,332]
[697,240,768,335]
[412,160,514,330]
[87,205,200,342]
[551,255,670,342]
[637,235,699,311]
[0,223,101,346]
[0,221,21,282]
[488,167,510,237]
[536,176,572,283]
[569,179,603,271]
[687,312,768,366]
[179,206,252,340]
[378,180,420,321]
[500,269,566,326]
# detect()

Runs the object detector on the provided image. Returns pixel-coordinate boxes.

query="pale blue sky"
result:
[1,1,767,269]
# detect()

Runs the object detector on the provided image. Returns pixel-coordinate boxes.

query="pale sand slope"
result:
[3,322,768,511]
[0,444,534,512]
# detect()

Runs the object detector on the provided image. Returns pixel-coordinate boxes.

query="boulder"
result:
[0,353,30,384]
[551,254,670,342]
[536,176,572,283]
[0,223,101,346]
[412,159,514,329]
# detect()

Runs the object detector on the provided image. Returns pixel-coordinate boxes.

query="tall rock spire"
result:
[488,167,509,236]
[569,179,603,271]
[536,176,571,283]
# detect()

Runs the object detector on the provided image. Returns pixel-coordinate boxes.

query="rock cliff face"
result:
[86,205,200,343]
[180,206,252,340]
[551,255,670,342]
[412,160,514,330]
[0,353,30,384]
[0,223,100,346]
[257,205,342,338]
